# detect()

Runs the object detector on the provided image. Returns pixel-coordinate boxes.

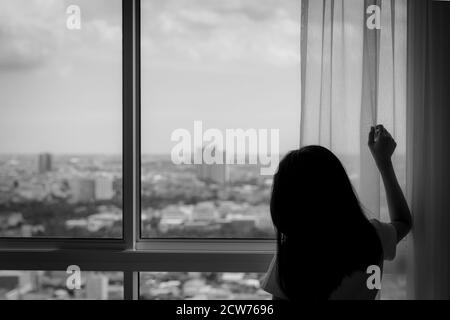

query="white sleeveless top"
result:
[261,219,397,300]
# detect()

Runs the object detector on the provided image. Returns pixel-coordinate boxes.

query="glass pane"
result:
[0,0,123,238]
[140,272,270,300]
[141,0,301,238]
[0,271,123,300]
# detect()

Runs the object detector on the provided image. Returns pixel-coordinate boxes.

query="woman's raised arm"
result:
[368,125,413,242]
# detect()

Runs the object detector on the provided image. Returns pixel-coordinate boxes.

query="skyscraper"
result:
[196,146,230,185]
[38,153,52,174]
[69,178,96,203]
[95,176,114,201]
[86,273,108,300]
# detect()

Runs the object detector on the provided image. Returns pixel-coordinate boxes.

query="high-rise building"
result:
[192,202,219,222]
[69,178,95,203]
[196,147,229,185]
[0,271,35,300]
[95,176,114,201]
[38,153,52,174]
[85,273,108,300]
[112,178,122,200]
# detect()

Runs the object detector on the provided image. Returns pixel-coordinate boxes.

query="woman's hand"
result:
[368,125,397,172]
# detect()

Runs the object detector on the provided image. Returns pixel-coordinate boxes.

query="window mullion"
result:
[134,0,142,247]
[123,0,137,250]
[124,271,139,300]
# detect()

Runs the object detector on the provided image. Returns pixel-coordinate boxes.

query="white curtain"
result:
[300,0,408,299]
[300,0,407,222]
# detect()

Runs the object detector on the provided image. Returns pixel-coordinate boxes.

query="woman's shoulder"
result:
[361,206,397,261]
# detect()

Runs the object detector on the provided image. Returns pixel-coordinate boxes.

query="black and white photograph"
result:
[0,0,449,313]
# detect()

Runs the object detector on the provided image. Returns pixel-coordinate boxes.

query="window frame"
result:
[0,0,275,300]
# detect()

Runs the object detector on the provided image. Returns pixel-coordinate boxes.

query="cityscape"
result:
[141,152,275,238]
[0,152,276,238]
[140,273,271,300]
[0,153,123,238]
[0,271,123,300]
[0,270,272,300]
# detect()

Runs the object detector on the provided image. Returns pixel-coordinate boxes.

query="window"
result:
[0,0,123,238]
[140,0,301,239]
[0,0,411,301]
[0,0,275,301]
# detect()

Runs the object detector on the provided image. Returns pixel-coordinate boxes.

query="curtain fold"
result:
[360,0,382,218]
[300,0,407,220]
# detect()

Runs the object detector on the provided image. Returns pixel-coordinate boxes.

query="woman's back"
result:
[264,126,412,300]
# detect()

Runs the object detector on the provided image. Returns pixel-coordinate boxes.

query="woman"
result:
[262,125,412,300]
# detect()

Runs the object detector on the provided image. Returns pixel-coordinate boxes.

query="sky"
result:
[0,0,301,155]
[0,0,122,155]
[141,0,302,155]
[0,0,406,156]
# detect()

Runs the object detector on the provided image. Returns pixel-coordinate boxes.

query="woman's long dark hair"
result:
[270,146,382,300]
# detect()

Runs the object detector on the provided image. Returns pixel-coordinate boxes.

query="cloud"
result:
[0,0,300,71]
[141,0,301,67]
[0,0,122,71]
[0,32,52,70]
[211,0,297,22]
[0,1,60,70]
